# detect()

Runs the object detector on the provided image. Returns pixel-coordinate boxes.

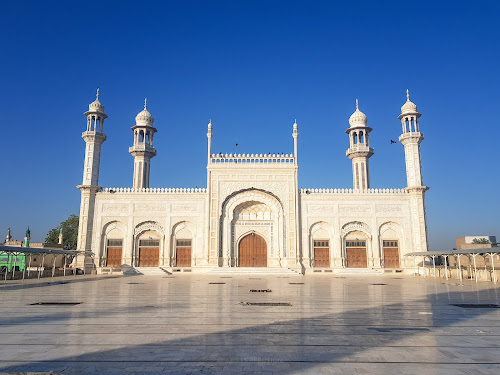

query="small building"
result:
[456,236,497,250]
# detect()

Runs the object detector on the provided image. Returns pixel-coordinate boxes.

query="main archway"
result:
[239,233,267,267]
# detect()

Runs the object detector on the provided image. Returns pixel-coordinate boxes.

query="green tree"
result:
[45,214,79,249]
[471,238,491,244]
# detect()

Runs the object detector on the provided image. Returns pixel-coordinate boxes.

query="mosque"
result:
[76,90,428,274]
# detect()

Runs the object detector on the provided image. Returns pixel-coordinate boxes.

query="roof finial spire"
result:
[356,99,359,110]
[144,98,147,110]
[96,88,100,100]
[406,89,410,101]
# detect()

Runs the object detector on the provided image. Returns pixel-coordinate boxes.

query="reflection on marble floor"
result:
[0,274,499,374]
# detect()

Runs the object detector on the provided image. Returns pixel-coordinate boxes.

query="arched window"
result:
[359,131,364,144]
[139,130,144,143]
[353,132,358,144]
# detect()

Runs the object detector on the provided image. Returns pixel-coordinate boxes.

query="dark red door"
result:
[239,234,267,267]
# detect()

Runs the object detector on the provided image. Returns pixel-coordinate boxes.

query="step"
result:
[205,267,302,276]
[333,268,385,275]
[122,266,172,275]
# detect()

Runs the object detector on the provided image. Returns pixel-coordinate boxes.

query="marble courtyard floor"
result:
[0,273,499,374]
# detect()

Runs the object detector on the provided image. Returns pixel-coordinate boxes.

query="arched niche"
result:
[309,222,334,268]
[341,221,371,268]
[100,221,127,267]
[133,221,164,267]
[220,189,285,266]
[379,221,404,268]
[171,221,195,267]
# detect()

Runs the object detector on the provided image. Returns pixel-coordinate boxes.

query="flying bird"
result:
[390,140,397,144]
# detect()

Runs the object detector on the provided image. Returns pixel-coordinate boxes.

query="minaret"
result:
[346,100,374,190]
[398,89,424,188]
[24,227,30,247]
[5,228,12,243]
[129,99,157,190]
[76,89,107,262]
[398,89,429,253]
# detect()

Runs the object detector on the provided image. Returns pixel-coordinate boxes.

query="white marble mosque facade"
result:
[76,90,429,273]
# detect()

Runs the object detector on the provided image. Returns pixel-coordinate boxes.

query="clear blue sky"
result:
[1,1,499,250]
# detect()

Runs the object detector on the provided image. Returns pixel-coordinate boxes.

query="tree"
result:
[471,238,491,244]
[45,214,79,249]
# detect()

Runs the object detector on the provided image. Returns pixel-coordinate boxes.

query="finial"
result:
[144,98,147,110]
[356,99,359,110]
[406,89,410,101]
[208,119,212,127]
[294,118,297,124]
[96,88,100,100]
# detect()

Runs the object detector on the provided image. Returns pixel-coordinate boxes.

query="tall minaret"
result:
[398,89,424,188]
[346,100,374,190]
[76,89,107,259]
[129,99,157,190]
[398,89,429,252]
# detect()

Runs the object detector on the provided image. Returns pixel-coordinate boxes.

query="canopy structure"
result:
[405,248,500,283]
[0,245,94,281]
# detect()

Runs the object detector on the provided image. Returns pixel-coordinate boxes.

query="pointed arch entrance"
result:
[239,233,267,267]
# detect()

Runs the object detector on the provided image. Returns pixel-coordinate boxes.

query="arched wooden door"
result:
[239,233,267,267]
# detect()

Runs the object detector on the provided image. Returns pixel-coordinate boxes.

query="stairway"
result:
[122,266,172,275]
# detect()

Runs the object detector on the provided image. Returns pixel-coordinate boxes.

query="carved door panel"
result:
[346,248,367,268]
[106,247,122,267]
[139,247,159,267]
[176,247,192,267]
[314,248,330,267]
[239,233,267,267]
[383,241,400,268]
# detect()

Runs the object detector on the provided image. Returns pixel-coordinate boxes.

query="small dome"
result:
[135,98,154,126]
[349,99,367,127]
[401,89,418,115]
[88,89,105,113]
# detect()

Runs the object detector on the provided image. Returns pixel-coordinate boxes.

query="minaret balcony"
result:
[129,143,157,156]
[399,132,424,145]
[346,145,374,158]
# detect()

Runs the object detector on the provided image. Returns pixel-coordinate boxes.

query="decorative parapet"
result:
[99,187,207,193]
[300,188,408,194]
[210,153,295,165]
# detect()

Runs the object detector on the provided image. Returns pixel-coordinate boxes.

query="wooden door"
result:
[139,247,159,267]
[383,241,400,268]
[346,240,367,268]
[107,247,122,267]
[176,240,192,267]
[239,233,267,267]
[313,240,330,267]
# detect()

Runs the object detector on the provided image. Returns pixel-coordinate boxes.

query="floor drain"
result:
[250,289,271,292]
[451,304,500,308]
[128,282,144,284]
[370,283,387,286]
[368,327,430,333]
[30,302,81,306]
[209,282,226,284]
[289,283,304,285]
[240,302,291,306]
